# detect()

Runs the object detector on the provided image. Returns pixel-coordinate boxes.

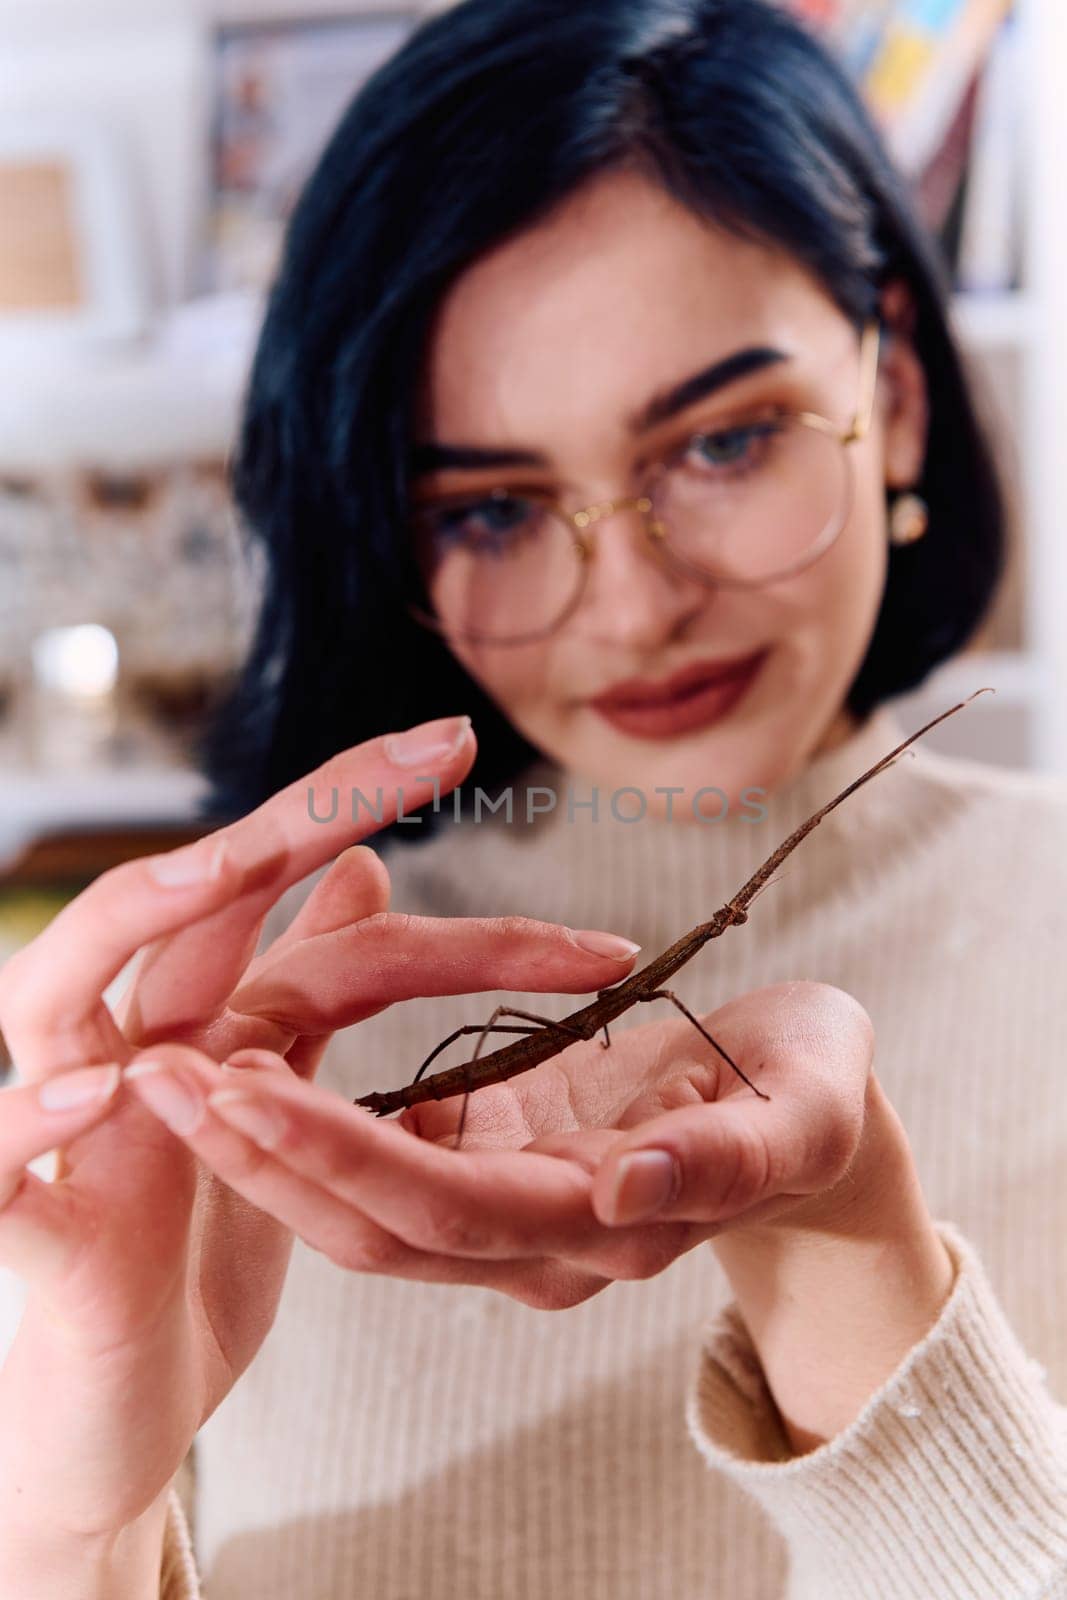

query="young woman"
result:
[2,2,1066,1596]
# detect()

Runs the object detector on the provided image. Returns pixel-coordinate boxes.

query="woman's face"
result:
[413,166,929,817]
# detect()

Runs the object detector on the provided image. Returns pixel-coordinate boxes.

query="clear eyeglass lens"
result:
[414,418,850,643]
[414,490,581,643]
[650,414,850,585]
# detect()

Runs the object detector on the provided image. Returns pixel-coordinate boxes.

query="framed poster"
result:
[0,116,148,353]
[206,11,420,293]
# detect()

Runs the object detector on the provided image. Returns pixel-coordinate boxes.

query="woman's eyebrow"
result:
[633,344,789,432]
[410,344,789,478]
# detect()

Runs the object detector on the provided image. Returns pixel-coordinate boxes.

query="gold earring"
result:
[888,490,929,546]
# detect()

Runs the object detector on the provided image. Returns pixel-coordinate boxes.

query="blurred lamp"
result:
[31,623,119,701]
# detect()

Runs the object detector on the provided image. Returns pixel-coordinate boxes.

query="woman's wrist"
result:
[0,1487,170,1600]
[709,1072,955,1455]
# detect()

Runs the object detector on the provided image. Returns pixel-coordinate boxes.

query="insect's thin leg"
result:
[641,989,771,1101]
[451,1006,522,1152]
[489,1007,589,1042]
[595,984,629,1048]
[470,1006,512,1062]
[449,1004,589,1151]
[411,1023,541,1086]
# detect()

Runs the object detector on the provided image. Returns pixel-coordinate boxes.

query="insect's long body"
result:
[354,901,748,1116]
[354,690,991,1119]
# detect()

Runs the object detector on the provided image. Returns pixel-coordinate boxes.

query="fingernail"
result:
[384,715,471,768]
[123,1061,205,1135]
[39,1064,121,1112]
[147,837,228,888]
[569,929,642,961]
[605,1150,679,1225]
[207,1091,287,1151]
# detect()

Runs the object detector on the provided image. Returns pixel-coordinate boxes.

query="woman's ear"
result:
[877,279,930,490]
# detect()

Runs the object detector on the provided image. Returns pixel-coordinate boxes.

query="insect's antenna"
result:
[814,689,993,819]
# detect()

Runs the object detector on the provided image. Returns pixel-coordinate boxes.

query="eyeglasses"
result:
[406,318,881,647]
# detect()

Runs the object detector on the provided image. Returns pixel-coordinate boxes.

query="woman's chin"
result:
[528,648,827,809]
[543,719,764,824]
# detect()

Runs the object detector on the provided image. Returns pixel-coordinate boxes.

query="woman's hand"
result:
[0,713,643,1583]
[123,975,951,1364]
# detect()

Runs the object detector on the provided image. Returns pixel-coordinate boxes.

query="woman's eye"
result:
[423,494,538,555]
[685,419,780,474]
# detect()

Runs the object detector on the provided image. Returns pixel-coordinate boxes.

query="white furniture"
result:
[889,0,1067,771]
[0,764,208,875]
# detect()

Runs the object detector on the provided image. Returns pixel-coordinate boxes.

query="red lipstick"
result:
[588,650,767,740]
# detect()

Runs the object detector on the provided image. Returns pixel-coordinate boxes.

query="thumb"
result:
[590,1091,857,1229]
[592,982,873,1228]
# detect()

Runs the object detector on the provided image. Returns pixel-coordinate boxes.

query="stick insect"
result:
[354,690,991,1145]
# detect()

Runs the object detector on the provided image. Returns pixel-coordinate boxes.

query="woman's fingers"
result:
[122,1048,612,1302]
[0,1066,122,1204]
[221,1047,295,1076]
[125,845,394,1060]
[124,1053,614,1261]
[143,844,395,1075]
[218,845,391,1068]
[227,914,641,1030]
[269,845,392,949]
[0,840,241,1079]
[124,717,474,1044]
[590,983,874,1228]
[0,1065,121,1282]
[280,1035,332,1081]
[129,1057,705,1289]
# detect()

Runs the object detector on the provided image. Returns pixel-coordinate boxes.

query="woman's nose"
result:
[573,504,710,647]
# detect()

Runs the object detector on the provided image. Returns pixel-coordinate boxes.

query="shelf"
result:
[0,750,208,871]
[0,352,246,472]
[0,293,263,472]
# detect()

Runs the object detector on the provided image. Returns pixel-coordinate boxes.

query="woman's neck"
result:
[811,704,860,760]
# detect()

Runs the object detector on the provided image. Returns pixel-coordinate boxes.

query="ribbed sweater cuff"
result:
[160,1485,201,1599]
[685,1220,1067,1600]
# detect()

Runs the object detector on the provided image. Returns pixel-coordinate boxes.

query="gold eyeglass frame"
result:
[406,317,882,647]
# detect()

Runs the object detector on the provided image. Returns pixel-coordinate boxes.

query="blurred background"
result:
[0,0,1063,1012]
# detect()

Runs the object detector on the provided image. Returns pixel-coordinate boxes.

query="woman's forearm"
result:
[710,1073,955,1455]
[0,1491,170,1600]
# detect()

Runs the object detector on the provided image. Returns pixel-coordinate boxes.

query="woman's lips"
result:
[589,650,768,740]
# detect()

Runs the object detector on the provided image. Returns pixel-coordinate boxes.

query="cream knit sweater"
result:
[159,701,1067,1599]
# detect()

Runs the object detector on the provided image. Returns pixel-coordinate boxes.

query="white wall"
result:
[0,0,442,308]
[0,8,207,306]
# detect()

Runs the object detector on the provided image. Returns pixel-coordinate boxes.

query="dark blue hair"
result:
[199,0,1007,843]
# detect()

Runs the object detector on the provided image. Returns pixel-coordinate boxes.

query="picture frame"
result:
[205,10,422,294]
[0,115,149,354]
